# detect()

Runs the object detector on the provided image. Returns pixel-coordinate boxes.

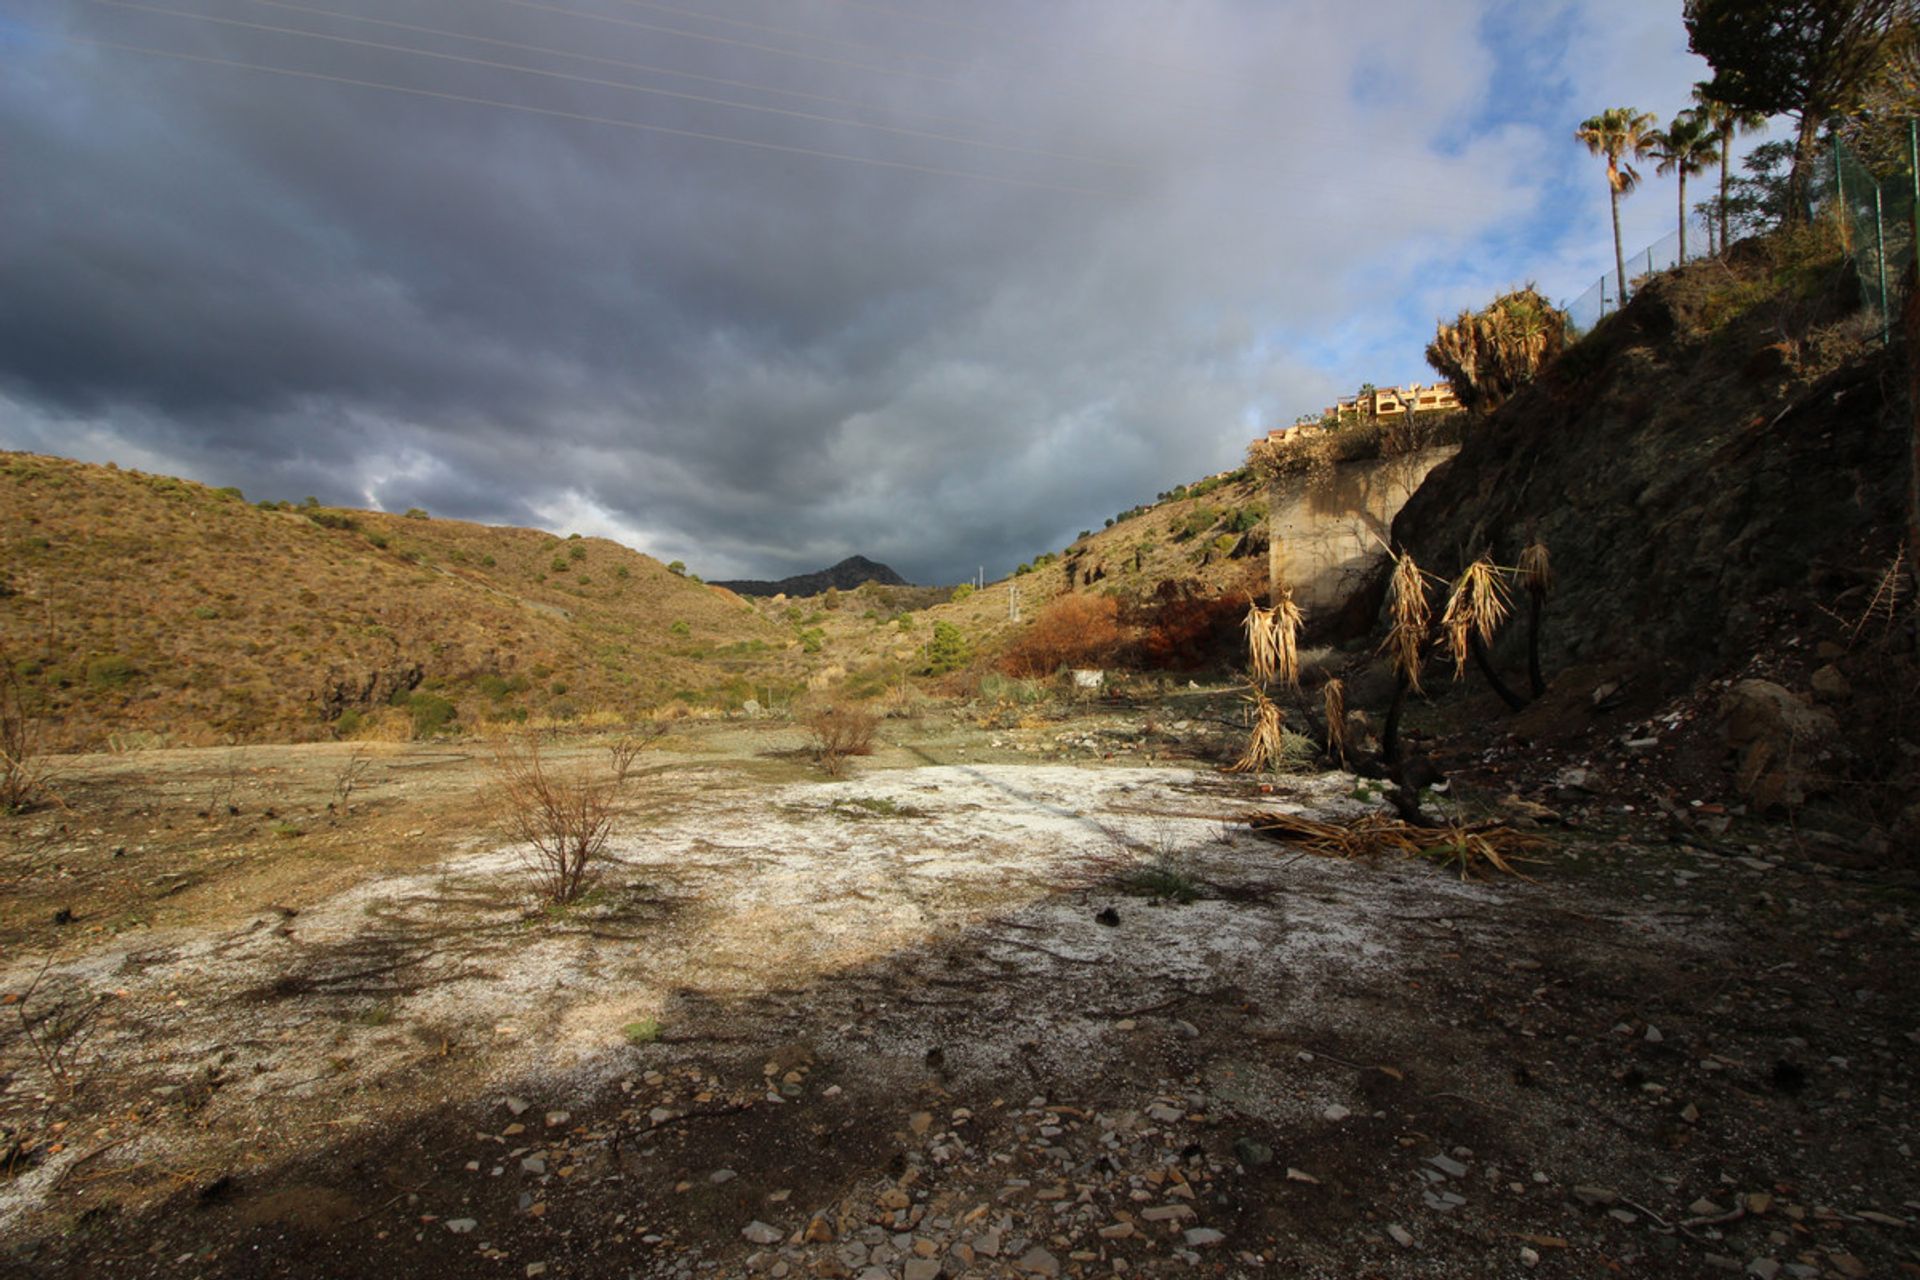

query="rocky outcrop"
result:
[1720,679,1842,812]
[712,555,909,598]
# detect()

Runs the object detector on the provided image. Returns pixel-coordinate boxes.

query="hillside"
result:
[0,454,799,748]
[711,554,911,597]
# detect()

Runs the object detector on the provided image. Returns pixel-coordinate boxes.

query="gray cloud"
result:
[0,0,1706,582]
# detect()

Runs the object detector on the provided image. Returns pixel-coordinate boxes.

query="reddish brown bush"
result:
[999,595,1126,678]
[807,704,878,776]
[1132,579,1251,670]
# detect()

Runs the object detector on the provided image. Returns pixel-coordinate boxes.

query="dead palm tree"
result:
[1689,82,1767,254]
[1648,111,1720,261]
[1576,107,1659,305]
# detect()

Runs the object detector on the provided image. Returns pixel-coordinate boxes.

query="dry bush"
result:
[1243,592,1303,691]
[0,652,54,813]
[1132,580,1250,670]
[999,595,1126,678]
[1383,551,1434,693]
[608,722,667,781]
[807,704,878,777]
[1227,686,1286,774]
[1425,285,1570,412]
[489,737,618,904]
[1323,677,1349,764]
[1440,555,1512,680]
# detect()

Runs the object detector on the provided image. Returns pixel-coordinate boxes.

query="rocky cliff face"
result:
[1392,246,1906,692]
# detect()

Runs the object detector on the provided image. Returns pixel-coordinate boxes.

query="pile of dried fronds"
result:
[1227,685,1287,773]
[1242,592,1303,690]
[1243,810,1543,879]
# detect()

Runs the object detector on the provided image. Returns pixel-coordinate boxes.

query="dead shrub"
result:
[489,737,618,904]
[0,650,55,813]
[807,704,878,777]
[1132,580,1250,670]
[608,722,667,781]
[999,595,1126,678]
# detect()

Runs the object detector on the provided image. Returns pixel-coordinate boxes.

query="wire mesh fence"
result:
[1559,124,1920,340]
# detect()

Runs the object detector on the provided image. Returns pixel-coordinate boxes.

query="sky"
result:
[0,0,1770,584]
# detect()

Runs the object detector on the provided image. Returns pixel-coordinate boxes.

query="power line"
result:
[484,0,1258,137]
[53,33,1122,195]
[211,0,1083,151]
[93,0,1140,170]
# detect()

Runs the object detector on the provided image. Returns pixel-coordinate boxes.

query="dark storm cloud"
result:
[0,0,1695,582]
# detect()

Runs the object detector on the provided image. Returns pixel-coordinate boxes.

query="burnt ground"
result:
[0,694,1916,1280]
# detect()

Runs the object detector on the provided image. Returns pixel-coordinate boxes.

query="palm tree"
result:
[1576,107,1659,306]
[1647,111,1720,262]
[1689,82,1768,254]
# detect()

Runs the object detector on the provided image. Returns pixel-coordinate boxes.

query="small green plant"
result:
[623,1018,661,1045]
[798,627,826,653]
[1119,859,1201,904]
[333,708,364,738]
[895,614,914,631]
[924,621,971,675]
[404,507,428,519]
[551,556,570,573]
[192,605,219,620]
[667,560,687,576]
[407,692,458,738]
[615,565,630,579]
[669,621,691,638]
[481,554,496,567]
[86,656,136,689]
[949,583,975,603]
[550,681,569,697]
[365,530,389,549]
[271,821,302,838]
[569,543,586,561]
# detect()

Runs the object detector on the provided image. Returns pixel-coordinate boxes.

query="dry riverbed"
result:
[0,705,1915,1279]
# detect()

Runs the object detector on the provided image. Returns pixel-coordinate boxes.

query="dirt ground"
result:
[1,693,1916,1279]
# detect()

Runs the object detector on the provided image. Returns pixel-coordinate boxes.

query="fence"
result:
[1560,124,1920,340]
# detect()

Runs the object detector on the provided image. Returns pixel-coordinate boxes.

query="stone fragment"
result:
[742,1221,783,1245]
[1322,1105,1351,1122]
[1012,1247,1059,1277]
[902,1261,941,1280]
[1184,1228,1225,1247]
[445,1219,477,1234]
[1427,1154,1468,1179]
[1572,1185,1619,1207]
[1387,1224,1414,1247]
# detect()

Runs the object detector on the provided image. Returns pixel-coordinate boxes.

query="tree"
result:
[1690,81,1769,251]
[1576,107,1660,304]
[1684,0,1918,221]
[1648,111,1721,260]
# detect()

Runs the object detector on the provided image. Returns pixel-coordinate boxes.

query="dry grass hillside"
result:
[777,467,1273,692]
[0,453,800,748]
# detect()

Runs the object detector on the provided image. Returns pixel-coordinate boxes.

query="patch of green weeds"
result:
[622,1018,662,1045]
[1118,858,1201,904]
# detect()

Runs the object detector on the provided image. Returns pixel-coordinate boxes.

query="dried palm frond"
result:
[1322,677,1348,763]
[1384,550,1433,693]
[1242,810,1542,880]
[1517,541,1552,597]
[1273,590,1303,691]
[1243,604,1278,686]
[1440,556,1511,680]
[1227,686,1286,774]
[1851,548,1908,644]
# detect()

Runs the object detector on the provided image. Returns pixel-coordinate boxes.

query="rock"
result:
[1573,1185,1619,1207]
[908,1112,933,1136]
[973,1229,1001,1257]
[1184,1228,1225,1247]
[525,1266,547,1278]
[1285,1168,1320,1184]
[1690,1198,1725,1217]
[1427,1154,1468,1179]
[445,1219,477,1234]
[1747,1260,1781,1279]
[742,1221,783,1246]
[1146,1104,1184,1123]
[710,1169,737,1184]
[1322,1104,1351,1122]
[1098,1222,1135,1240]
[1520,1246,1540,1268]
[505,1096,530,1116]
[1720,679,1840,811]
[1809,664,1850,702]
[1387,1224,1414,1247]
[804,1215,834,1243]
[1140,1204,1197,1223]
[902,1261,941,1280]
[544,1110,570,1129]
[521,1157,546,1175]
[1013,1248,1060,1277]
[1232,1137,1273,1167]
[878,1188,911,1210]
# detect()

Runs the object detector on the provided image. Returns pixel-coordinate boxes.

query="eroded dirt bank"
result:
[1,712,1915,1279]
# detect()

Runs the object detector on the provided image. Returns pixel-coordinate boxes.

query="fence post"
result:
[1834,141,1851,252]
[1875,181,1890,343]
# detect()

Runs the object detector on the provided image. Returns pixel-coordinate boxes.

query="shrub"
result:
[551,556,570,573]
[1425,285,1569,412]
[489,736,617,904]
[895,614,914,631]
[667,560,687,576]
[569,544,587,561]
[615,565,630,579]
[949,583,975,603]
[669,621,691,638]
[406,692,458,738]
[1226,504,1263,534]
[365,530,389,549]
[798,627,826,653]
[1132,579,1250,670]
[924,621,971,675]
[806,704,878,777]
[0,651,53,812]
[1000,595,1125,677]
[215,486,244,501]
[86,656,136,689]
[334,708,364,738]
[404,507,429,519]
[306,509,358,531]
